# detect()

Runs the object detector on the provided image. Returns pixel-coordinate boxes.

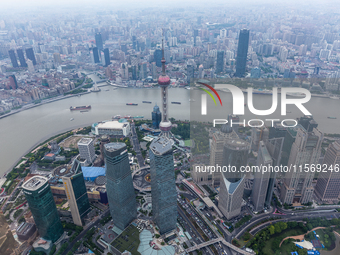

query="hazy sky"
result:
[1,0,340,15]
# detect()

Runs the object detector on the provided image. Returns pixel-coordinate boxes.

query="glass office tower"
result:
[62,160,91,226]
[104,143,136,230]
[235,29,250,77]
[149,136,177,235]
[23,176,63,242]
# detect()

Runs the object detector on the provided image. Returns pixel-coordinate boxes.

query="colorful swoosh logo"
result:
[197,82,223,106]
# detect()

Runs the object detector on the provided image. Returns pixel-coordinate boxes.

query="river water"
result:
[0,74,339,175]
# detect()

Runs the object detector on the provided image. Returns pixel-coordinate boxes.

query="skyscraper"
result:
[92,47,100,63]
[149,136,177,234]
[53,53,62,65]
[264,137,284,208]
[154,48,162,67]
[103,48,110,67]
[25,48,37,65]
[8,49,18,68]
[158,39,172,137]
[218,139,250,219]
[77,138,96,165]
[23,176,64,242]
[235,29,250,77]
[315,140,340,201]
[104,143,136,230]
[187,64,194,83]
[251,141,272,212]
[95,32,103,51]
[62,160,91,226]
[209,123,238,187]
[281,126,323,205]
[152,104,162,129]
[16,48,27,67]
[216,51,224,74]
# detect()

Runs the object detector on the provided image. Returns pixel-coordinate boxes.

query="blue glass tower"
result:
[154,49,162,67]
[25,48,37,65]
[92,47,100,63]
[95,32,104,51]
[62,160,91,226]
[8,50,18,68]
[235,29,250,77]
[152,104,162,129]
[104,143,136,230]
[216,51,224,74]
[103,48,110,67]
[149,137,177,235]
[23,176,63,242]
[17,49,27,67]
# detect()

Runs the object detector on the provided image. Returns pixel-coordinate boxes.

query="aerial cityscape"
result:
[1,1,340,255]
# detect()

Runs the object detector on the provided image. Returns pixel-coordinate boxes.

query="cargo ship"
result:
[133,116,144,119]
[171,102,181,104]
[70,105,91,111]
[328,116,337,119]
[126,103,138,106]
[142,101,152,103]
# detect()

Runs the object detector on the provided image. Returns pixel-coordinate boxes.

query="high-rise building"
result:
[23,176,64,242]
[187,64,194,83]
[104,143,136,230]
[264,137,284,208]
[158,39,172,137]
[149,136,177,234]
[131,65,137,80]
[152,104,162,129]
[62,160,91,226]
[194,29,199,46]
[8,75,18,90]
[251,126,269,151]
[8,49,18,68]
[16,48,27,67]
[216,51,224,74]
[95,32,104,51]
[77,138,96,165]
[25,48,37,65]
[251,141,272,212]
[103,48,110,67]
[218,139,250,219]
[298,115,318,133]
[154,48,162,67]
[235,29,250,77]
[53,53,62,65]
[27,59,34,72]
[92,47,100,63]
[281,126,323,205]
[210,124,239,187]
[315,140,340,201]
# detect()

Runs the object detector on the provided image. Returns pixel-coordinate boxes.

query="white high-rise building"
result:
[281,126,323,205]
[27,59,34,72]
[279,46,288,62]
[77,138,96,165]
[220,29,227,38]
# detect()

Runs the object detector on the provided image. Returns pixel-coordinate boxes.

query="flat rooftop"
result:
[97,121,128,129]
[23,176,48,191]
[78,137,93,145]
[104,142,126,152]
[150,136,172,155]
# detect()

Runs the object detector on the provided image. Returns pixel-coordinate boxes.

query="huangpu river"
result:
[0,76,340,175]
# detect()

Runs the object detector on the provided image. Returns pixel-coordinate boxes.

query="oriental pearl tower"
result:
[158,39,172,137]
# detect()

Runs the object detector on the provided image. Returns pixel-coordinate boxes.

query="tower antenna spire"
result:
[161,30,166,75]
